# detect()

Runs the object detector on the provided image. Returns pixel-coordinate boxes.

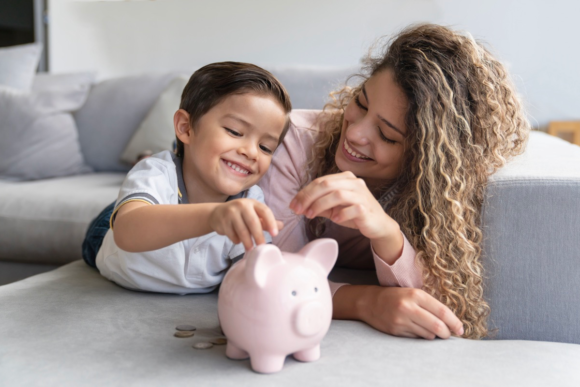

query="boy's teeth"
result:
[226,161,249,174]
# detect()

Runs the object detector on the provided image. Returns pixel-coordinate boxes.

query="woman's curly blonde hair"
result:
[308,24,530,339]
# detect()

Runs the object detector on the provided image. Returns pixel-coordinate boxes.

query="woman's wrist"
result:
[369,217,404,265]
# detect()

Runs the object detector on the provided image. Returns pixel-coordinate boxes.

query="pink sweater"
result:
[258,110,423,295]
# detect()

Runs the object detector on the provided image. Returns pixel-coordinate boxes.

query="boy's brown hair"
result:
[176,62,292,157]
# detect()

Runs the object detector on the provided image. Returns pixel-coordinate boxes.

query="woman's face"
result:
[334,69,408,192]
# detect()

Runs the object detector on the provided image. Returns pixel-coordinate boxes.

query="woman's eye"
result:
[378,128,396,144]
[259,145,273,154]
[225,128,242,137]
[354,95,368,111]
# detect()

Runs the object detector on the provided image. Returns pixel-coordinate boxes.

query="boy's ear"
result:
[174,109,193,144]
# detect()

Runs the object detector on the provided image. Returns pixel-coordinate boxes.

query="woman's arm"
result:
[333,285,464,339]
[290,171,464,338]
[289,171,405,264]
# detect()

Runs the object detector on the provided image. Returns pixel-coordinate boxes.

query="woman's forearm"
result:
[332,283,464,339]
[332,284,371,321]
[370,217,404,265]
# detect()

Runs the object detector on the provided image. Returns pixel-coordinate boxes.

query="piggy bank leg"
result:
[225,342,249,360]
[250,354,286,374]
[292,344,320,362]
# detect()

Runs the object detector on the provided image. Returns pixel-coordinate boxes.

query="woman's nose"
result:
[346,117,373,145]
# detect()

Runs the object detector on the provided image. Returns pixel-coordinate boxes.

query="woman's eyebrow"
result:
[362,85,405,136]
[378,115,404,136]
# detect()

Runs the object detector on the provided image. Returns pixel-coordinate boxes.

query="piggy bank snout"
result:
[293,301,327,337]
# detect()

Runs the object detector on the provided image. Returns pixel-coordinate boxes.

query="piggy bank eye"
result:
[314,287,318,293]
[291,290,297,296]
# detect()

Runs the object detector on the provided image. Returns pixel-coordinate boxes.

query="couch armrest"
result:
[482,131,580,343]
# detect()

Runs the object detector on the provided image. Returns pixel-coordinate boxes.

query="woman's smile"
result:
[342,139,372,161]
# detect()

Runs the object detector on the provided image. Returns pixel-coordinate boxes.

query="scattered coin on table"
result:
[174,331,195,338]
[176,324,197,331]
[192,342,213,350]
[210,338,227,345]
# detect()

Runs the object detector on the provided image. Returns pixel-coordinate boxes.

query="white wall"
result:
[48,0,580,128]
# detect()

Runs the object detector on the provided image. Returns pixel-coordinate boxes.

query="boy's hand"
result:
[209,199,283,251]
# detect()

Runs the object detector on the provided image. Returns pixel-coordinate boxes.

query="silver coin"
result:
[192,342,213,350]
[176,324,197,331]
[210,338,227,345]
[174,331,195,338]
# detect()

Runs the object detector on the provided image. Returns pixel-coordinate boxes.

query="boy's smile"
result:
[175,93,287,203]
[222,159,252,176]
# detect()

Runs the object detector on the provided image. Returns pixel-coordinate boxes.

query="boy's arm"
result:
[114,199,280,253]
[113,201,220,252]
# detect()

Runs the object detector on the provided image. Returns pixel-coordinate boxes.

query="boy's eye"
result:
[225,128,242,137]
[259,145,273,155]
[354,95,368,111]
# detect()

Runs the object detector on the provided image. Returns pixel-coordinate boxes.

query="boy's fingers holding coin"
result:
[242,210,265,246]
[232,216,253,251]
[254,203,279,236]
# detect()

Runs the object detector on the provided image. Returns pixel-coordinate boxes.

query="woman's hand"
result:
[334,285,464,340]
[289,171,404,263]
[289,171,394,240]
[209,199,283,251]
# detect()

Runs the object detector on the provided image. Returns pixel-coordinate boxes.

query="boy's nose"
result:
[238,142,258,159]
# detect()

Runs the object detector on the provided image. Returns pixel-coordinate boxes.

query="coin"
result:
[192,342,213,350]
[176,325,197,331]
[174,331,195,338]
[210,338,227,345]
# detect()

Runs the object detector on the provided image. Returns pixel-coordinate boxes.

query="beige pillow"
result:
[120,76,188,165]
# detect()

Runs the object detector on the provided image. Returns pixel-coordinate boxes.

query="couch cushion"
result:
[0,73,94,181]
[483,132,580,343]
[0,261,578,386]
[32,72,96,91]
[120,76,188,165]
[0,173,124,264]
[0,43,42,91]
[75,73,178,172]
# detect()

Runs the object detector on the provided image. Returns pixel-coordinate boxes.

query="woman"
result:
[259,23,529,340]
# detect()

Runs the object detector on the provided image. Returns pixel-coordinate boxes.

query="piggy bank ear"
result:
[298,238,338,275]
[245,244,285,288]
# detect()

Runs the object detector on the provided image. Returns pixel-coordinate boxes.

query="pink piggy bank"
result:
[217,238,338,374]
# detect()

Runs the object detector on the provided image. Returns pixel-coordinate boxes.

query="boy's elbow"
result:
[113,229,138,252]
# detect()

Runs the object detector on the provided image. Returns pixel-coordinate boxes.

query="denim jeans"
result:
[82,201,115,269]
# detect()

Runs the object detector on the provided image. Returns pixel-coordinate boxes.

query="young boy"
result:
[89,62,292,294]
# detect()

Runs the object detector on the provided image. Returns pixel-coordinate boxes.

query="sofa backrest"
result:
[74,67,358,173]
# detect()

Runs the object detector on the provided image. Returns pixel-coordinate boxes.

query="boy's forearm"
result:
[114,203,220,252]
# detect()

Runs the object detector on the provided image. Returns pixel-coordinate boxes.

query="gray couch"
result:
[1,70,579,386]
